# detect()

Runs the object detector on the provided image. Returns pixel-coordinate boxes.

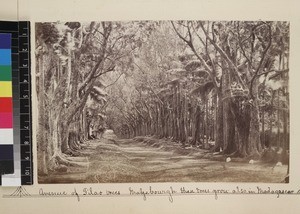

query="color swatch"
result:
[0,33,14,175]
[0,21,32,186]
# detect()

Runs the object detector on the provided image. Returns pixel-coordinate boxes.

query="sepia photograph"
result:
[35,20,290,184]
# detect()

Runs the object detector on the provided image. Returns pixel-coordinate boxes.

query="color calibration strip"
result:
[0,33,14,176]
[0,21,32,186]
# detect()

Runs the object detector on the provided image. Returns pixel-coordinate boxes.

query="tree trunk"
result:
[248,102,262,157]
[37,52,48,175]
[59,118,71,154]
[204,94,209,149]
[192,106,201,145]
[231,100,250,157]
[213,91,224,152]
[223,100,236,154]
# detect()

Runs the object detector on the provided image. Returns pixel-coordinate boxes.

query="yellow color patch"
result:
[0,81,12,97]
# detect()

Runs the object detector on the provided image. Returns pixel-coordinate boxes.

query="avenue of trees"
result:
[36,21,289,174]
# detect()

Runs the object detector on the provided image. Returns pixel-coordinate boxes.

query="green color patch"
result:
[0,66,12,81]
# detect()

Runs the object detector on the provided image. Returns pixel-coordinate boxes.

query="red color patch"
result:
[0,97,13,113]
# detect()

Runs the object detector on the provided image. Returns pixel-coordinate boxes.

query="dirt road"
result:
[39,130,287,183]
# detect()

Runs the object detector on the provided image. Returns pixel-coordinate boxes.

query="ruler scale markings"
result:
[20,22,32,185]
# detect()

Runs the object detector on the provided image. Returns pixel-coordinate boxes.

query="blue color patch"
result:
[0,49,11,65]
[0,34,11,49]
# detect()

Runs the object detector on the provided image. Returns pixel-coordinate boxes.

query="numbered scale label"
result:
[19,22,33,185]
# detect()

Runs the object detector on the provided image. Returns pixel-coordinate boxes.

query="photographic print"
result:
[35,20,290,183]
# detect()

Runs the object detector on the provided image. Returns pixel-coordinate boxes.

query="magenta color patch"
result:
[0,112,13,128]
